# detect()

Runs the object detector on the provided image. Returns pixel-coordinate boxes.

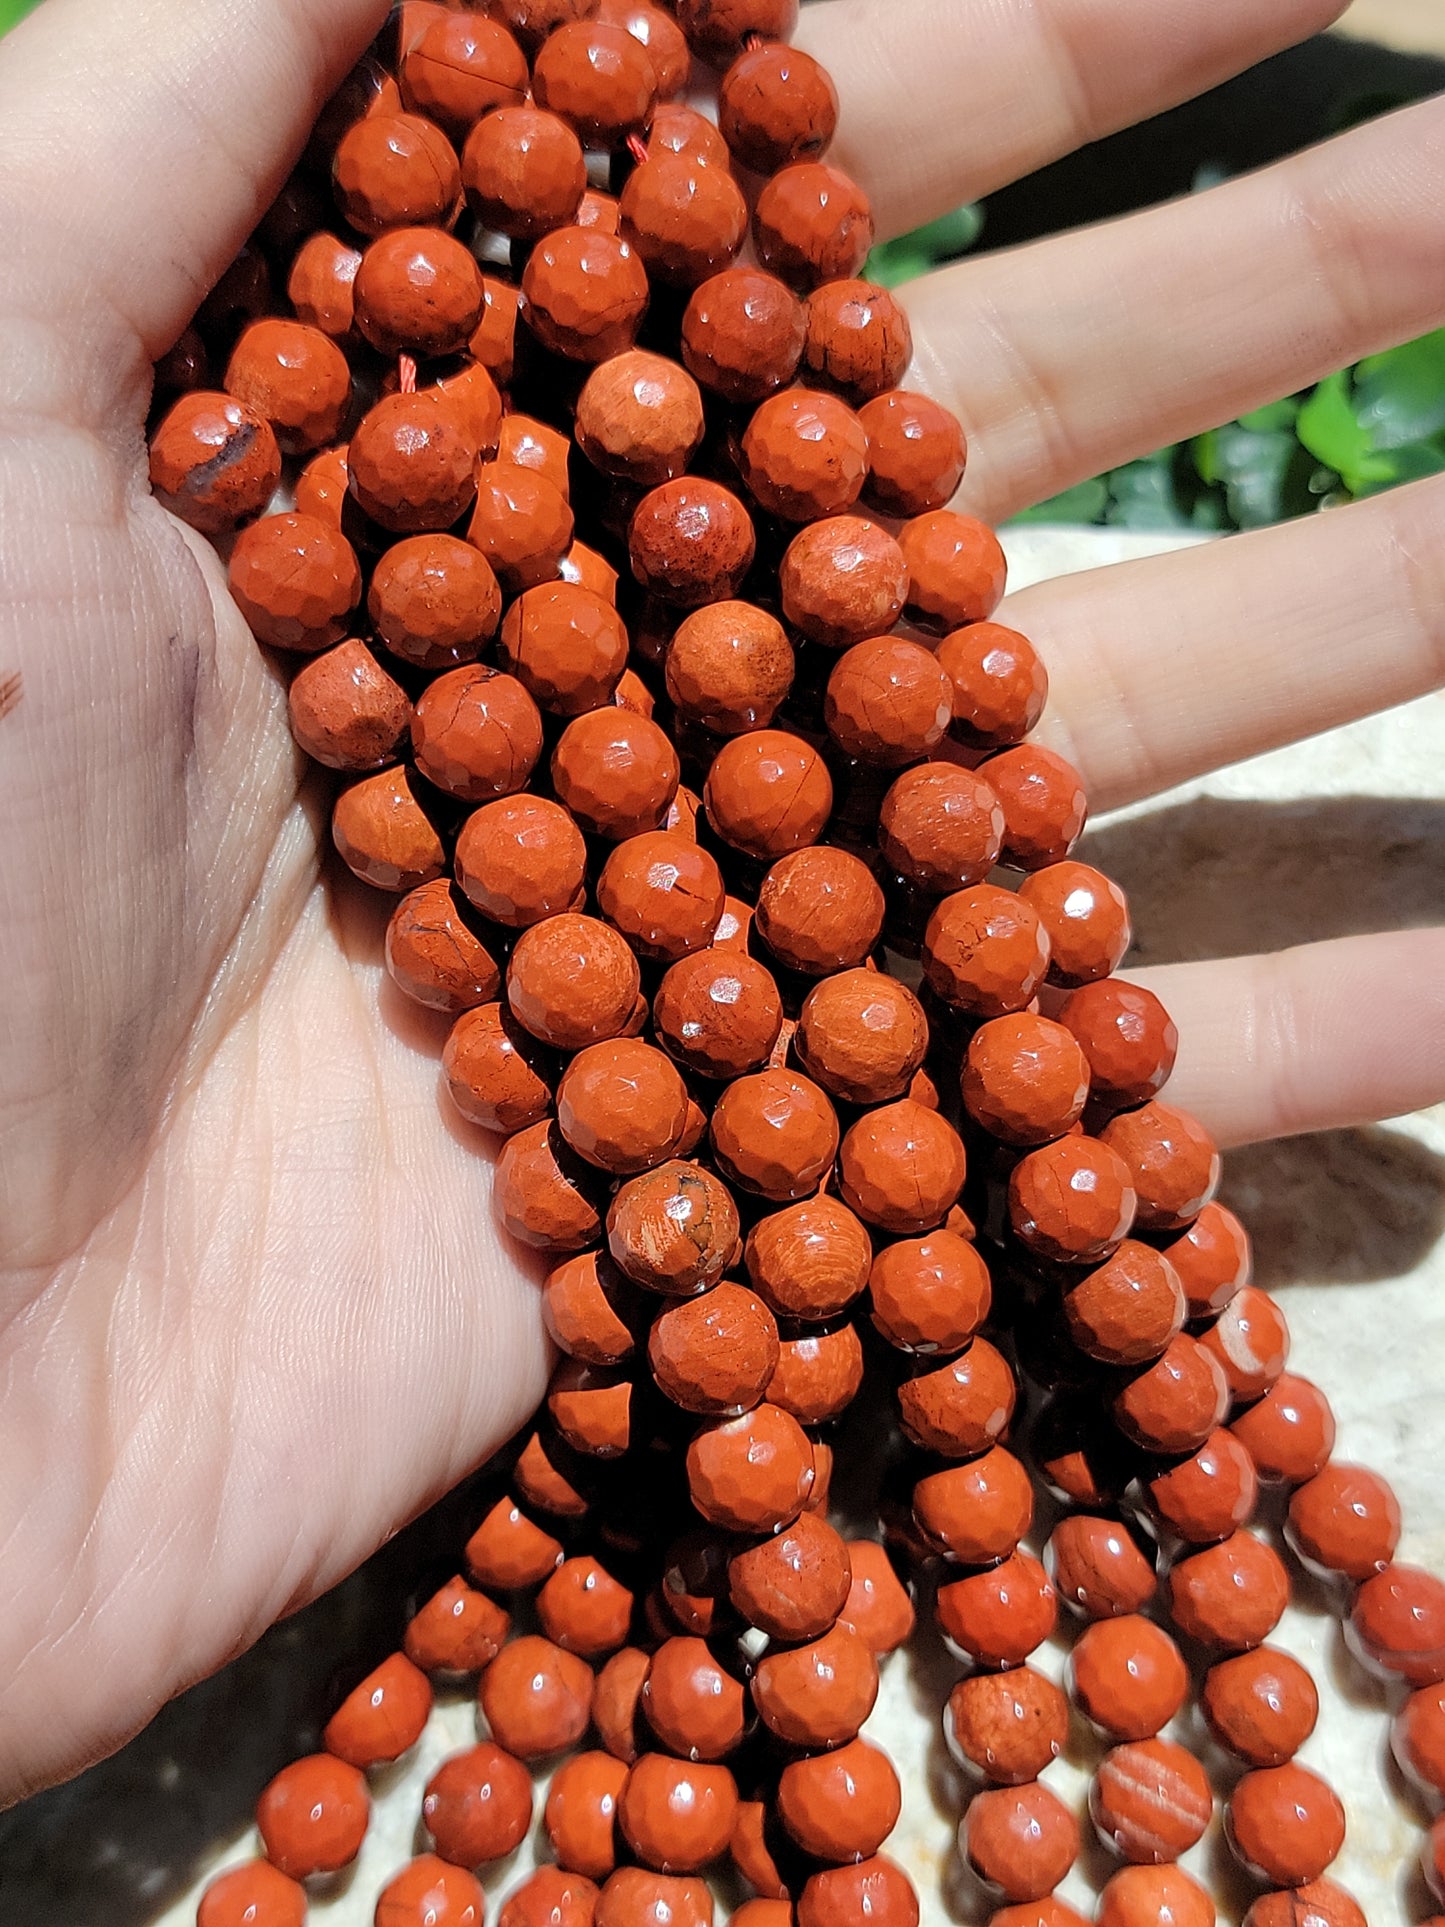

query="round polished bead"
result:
[666,599,794,734]
[631,477,756,606]
[1202,1647,1319,1767]
[1228,1765,1345,1887]
[256,1753,369,1878]
[745,1195,872,1323]
[523,226,650,360]
[1147,1426,1257,1542]
[752,1623,879,1750]
[937,622,1047,747]
[841,1101,967,1235]
[620,153,749,287]
[687,1404,814,1533]
[1114,1333,1228,1456]
[1100,1101,1221,1232]
[1063,1241,1186,1368]
[400,13,530,134]
[500,580,627,714]
[1230,1373,1335,1485]
[456,795,586,927]
[923,884,1051,1017]
[324,1651,433,1767]
[1047,1515,1156,1621]
[289,639,411,772]
[728,1511,852,1644]
[825,638,955,766]
[598,830,725,961]
[796,968,929,1105]
[482,1636,596,1759]
[406,1575,512,1675]
[803,278,912,402]
[1168,1531,1290,1650]
[413,665,542,800]
[225,317,351,453]
[1010,1136,1137,1265]
[1018,861,1131,986]
[719,40,836,171]
[1091,1739,1212,1864]
[963,1782,1080,1902]
[462,104,586,238]
[913,1447,1033,1565]
[354,226,484,355]
[506,914,641,1052]
[682,265,806,403]
[229,511,360,652]
[900,512,1006,633]
[349,391,479,534]
[712,1067,839,1202]
[469,462,576,594]
[779,1738,901,1863]
[935,1550,1057,1667]
[370,533,502,668]
[576,350,706,487]
[880,763,1005,895]
[150,391,282,536]
[897,1337,1017,1459]
[608,1160,740,1295]
[704,729,833,858]
[986,744,1088,870]
[332,767,445,893]
[945,1667,1067,1785]
[424,1742,534,1864]
[753,161,874,290]
[1058,979,1178,1112]
[1348,1562,1445,1683]
[197,1862,306,1927]
[553,708,680,839]
[492,1121,604,1253]
[741,387,869,521]
[533,20,659,144]
[1070,1617,1187,1742]
[756,845,885,976]
[648,1281,779,1417]
[963,1012,1091,1146]
[333,110,462,236]
[1199,1285,1290,1403]
[781,514,909,650]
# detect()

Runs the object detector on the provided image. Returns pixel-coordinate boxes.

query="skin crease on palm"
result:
[0,0,1442,1806]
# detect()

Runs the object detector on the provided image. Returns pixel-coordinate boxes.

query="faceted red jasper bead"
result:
[544,1751,630,1880]
[1169,1531,1290,1651]
[797,1856,919,1927]
[1091,1738,1212,1864]
[1394,1682,1445,1794]
[376,1855,486,1927]
[963,1781,1080,1901]
[1147,1427,1258,1544]
[1058,978,1178,1112]
[197,1861,306,1927]
[406,1574,512,1675]
[935,1550,1058,1667]
[1227,1764,1346,1886]
[1287,1462,1402,1580]
[1070,1616,1188,1742]
[255,1753,370,1878]
[324,1651,433,1767]
[1046,1515,1157,1621]
[1241,1882,1366,1927]
[424,1742,534,1865]
[1348,1563,1445,1684]
[1203,1646,1319,1767]
[1230,1372,1335,1485]
[481,1636,596,1758]
[945,1666,1068,1784]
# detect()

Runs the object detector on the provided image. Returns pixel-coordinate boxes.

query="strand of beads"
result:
[151,2,1445,1925]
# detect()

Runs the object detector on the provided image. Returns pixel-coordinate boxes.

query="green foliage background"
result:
[3,0,1439,533]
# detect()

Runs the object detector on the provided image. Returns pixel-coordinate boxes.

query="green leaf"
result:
[1008,479,1109,525]
[1237,398,1300,434]
[1192,422,1318,528]
[1103,457,1198,531]
[1354,331,1445,450]
[1348,438,1445,498]
[900,204,985,261]
[0,0,40,28]
[1295,372,1396,497]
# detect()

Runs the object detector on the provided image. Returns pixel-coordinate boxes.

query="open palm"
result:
[1,0,1442,1806]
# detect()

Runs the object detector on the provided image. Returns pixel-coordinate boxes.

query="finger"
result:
[1006,472,1445,813]
[0,0,388,403]
[902,97,1445,523]
[795,0,1348,244]
[1128,929,1445,1148]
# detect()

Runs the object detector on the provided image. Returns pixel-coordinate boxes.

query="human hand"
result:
[0,0,1440,1808]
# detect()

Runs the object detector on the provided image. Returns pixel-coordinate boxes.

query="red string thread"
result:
[398,354,418,395]
[626,131,649,166]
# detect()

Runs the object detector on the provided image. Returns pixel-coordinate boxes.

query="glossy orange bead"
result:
[354,225,484,355]
[538,1555,636,1657]
[719,39,837,171]
[946,1667,1068,1785]
[913,1448,1034,1565]
[196,1861,306,1927]
[1100,1101,1220,1233]
[1010,1135,1137,1265]
[963,1012,1091,1147]
[963,1782,1080,1902]
[803,277,912,403]
[1169,1531,1290,1650]
[332,766,446,893]
[1063,1241,1186,1369]
[1058,979,1179,1114]
[1348,1562,1445,1684]
[333,110,462,236]
[577,350,706,487]
[687,1404,814,1533]
[641,1637,747,1762]
[370,532,501,668]
[376,1855,486,1927]
[1288,1462,1402,1580]
[523,225,650,361]
[608,1159,740,1296]
[482,1635,595,1759]
[825,637,954,767]
[413,665,543,801]
[1228,1764,1345,1886]
[1046,1515,1156,1621]
[744,1195,872,1323]
[780,513,909,651]
[1202,1647,1319,1767]
[225,317,351,453]
[665,600,794,734]
[256,1753,369,1879]
[1394,1682,1445,1794]
[400,13,529,134]
[923,884,1051,1017]
[1242,1882,1366,1927]
[229,510,360,652]
[533,20,659,145]
[937,621,1047,748]
[466,1497,564,1591]
[681,265,806,404]
[620,1754,738,1874]
[778,1737,901,1862]
[288,638,411,772]
[753,161,874,290]
[595,1869,712,1927]
[711,1067,838,1202]
[751,1623,880,1750]
[1091,1737,1212,1864]
[649,1281,780,1417]
[1097,1867,1214,1927]
[150,391,283,536]
[728,1511,852,1643]
[840,1100,967,1236]
[897,1336,1016,1461]
[456,795,587,928]
[324,1651,432,1767]
[879,763,1004,896]
[704,729,833,860]
[545,1751,629,1880]
[406,1574,512,1675]
[1071,1617,1187,1742]
[1230,1373,1335,1486]
[796,969,929,1106]
[462,104,586,239]
[1018,861,1131,987]
[598,831,725,962]
[424,1741,533,1865]
[1148,1425,1258,1543]
[631,476,757,606]
[620,152,749,288]
[741,387,869,522]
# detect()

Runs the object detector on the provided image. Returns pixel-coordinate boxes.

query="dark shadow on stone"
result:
[1078,795,1445,969]
[1221,1127,1445,1289]
[0,1466,511,1927]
